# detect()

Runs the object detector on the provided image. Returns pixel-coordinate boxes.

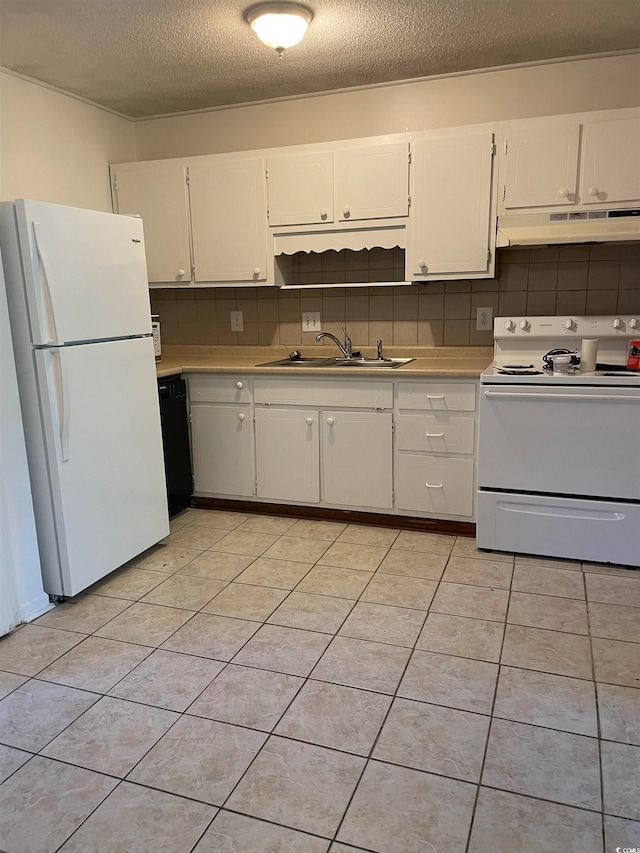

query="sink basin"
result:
[257,357,414,368]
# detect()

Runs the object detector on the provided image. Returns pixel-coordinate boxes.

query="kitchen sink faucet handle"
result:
[341,325,353,358]
[377,339,384,360]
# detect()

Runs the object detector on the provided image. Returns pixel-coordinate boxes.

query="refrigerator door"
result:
[35,336,169,596]
[15,199,152,346]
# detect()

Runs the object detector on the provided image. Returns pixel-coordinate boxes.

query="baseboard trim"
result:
[191,497,475,537]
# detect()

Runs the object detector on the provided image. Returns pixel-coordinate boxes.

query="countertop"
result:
[156,345,493,379]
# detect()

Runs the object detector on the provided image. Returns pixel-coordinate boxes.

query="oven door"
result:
[478,384,640,500]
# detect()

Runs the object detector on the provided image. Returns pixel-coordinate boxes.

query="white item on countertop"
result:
[0,200,169,598]
[580,338,599,373]
[550,353,572,374]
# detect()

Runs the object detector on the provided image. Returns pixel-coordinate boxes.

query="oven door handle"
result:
[483,390,640,402]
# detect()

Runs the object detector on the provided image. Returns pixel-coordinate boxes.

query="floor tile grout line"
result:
[51,777,127,853]
[464,555,514,853]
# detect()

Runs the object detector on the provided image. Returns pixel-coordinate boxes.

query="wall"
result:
[135,54,640,160]
[151,244,640,349]
[0,72,136,211]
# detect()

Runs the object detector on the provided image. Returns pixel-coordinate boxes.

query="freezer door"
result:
[15,200,152,345]
[35,336,169,596]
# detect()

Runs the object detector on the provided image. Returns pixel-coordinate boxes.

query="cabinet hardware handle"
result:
[326,417,335,426]
[342,206,350,217]
[588,185,600,196]
[305,417,313,426]
[425,432,445,437]
[425,483,444,489]
[237,413,245,421]
[253,267,261,276]
[426,394,445,399]
[417,259,427,270]
[557,187,570,198]
[320,208,328,219]
[236,381,244,389]
[176,268,186,278]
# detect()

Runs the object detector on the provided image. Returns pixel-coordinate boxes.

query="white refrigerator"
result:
[0,200,170,598]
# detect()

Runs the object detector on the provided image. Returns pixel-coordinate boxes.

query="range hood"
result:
[497,209,640,247]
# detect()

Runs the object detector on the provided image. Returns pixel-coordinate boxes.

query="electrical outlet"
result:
[302,312,321,332]
[230,310,243,332]
[476,306,493,331]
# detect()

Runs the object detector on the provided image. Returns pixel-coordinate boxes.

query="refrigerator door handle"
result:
[32,221,61,346]
[51,349,71,462]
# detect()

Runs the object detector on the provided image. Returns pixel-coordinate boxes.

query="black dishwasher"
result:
[157,375,193,516]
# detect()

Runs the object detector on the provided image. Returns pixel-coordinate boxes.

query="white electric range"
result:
[477,316,640,567]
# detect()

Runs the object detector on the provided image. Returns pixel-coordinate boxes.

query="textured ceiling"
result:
[1,0,639,118]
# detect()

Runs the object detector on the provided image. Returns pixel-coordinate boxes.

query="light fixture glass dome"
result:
[247,3,313,54]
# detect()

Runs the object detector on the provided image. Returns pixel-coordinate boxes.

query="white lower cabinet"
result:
[189,373,477,521]
[322,411,393,509]
[255,408,320,503]
[394,381,477,520]
[191,404,254,497]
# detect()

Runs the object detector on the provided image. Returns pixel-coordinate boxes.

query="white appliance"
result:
[497,209,640,247]
[477,315,640,567]
[0,249,50,634]
[0,200,170,598]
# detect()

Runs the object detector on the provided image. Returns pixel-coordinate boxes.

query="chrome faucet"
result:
[315,325,354,358]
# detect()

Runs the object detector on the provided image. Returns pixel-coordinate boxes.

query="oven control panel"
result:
[495,316,640,339]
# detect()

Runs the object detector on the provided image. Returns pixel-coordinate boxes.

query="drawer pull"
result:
[425,432,444,438]
[236,381,244,390]
[426,394,445,400]
[305,417,313,426]
[425,482,444,489]
[237,413,245,421]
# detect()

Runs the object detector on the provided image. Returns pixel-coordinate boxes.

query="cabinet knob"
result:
[236,381,244,389]
[588,186,600,196]
[557,186,570,198]
[342,206,350,217]
[253,267,261,277]
[417,259,427,271]
[305,417,313,426]
[320,208,328,219]
[326,417,335,426]
[176,269,185,278]
[237,413,245,421]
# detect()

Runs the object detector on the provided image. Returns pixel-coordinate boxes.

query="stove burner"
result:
[497,368,543,375]
[503,364,534,369]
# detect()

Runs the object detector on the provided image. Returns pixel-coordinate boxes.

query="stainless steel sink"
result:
[257,357,414,368]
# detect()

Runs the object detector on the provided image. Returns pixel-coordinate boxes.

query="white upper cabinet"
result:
[409,129,496,279]
[111,160,191,283]
[503,118,581,209]
[581,115,640,204]
[334,142,410,221]
[266,151,334,226]
[188,157,268,283]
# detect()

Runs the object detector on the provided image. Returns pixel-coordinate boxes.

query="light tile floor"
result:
[1,507,639,852]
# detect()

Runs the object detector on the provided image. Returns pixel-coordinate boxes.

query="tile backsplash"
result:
[151,243,640,349]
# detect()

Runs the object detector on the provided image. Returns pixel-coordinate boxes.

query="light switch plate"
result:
[230,310,244,332]
[476,306,493,331]
[302,312,321,332]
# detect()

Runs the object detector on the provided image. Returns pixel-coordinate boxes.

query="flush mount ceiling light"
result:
[246,2,313,57]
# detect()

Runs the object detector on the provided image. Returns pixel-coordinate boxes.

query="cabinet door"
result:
[188,158,268,283]
[410,131,495,277]
[191,404,254,497]
[267,151,334,226]
[255,408,319,503]
[112,161,191,284]
[335,142,409,221]
[322,411,393,509]
[581,115,640,204]
[503,119,581,208]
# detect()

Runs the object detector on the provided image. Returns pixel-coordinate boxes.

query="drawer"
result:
[396,413,475,454]
[397,382,476,412]
[188,375,251,403]
[395,454,474,517]
[254,378,393,409]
